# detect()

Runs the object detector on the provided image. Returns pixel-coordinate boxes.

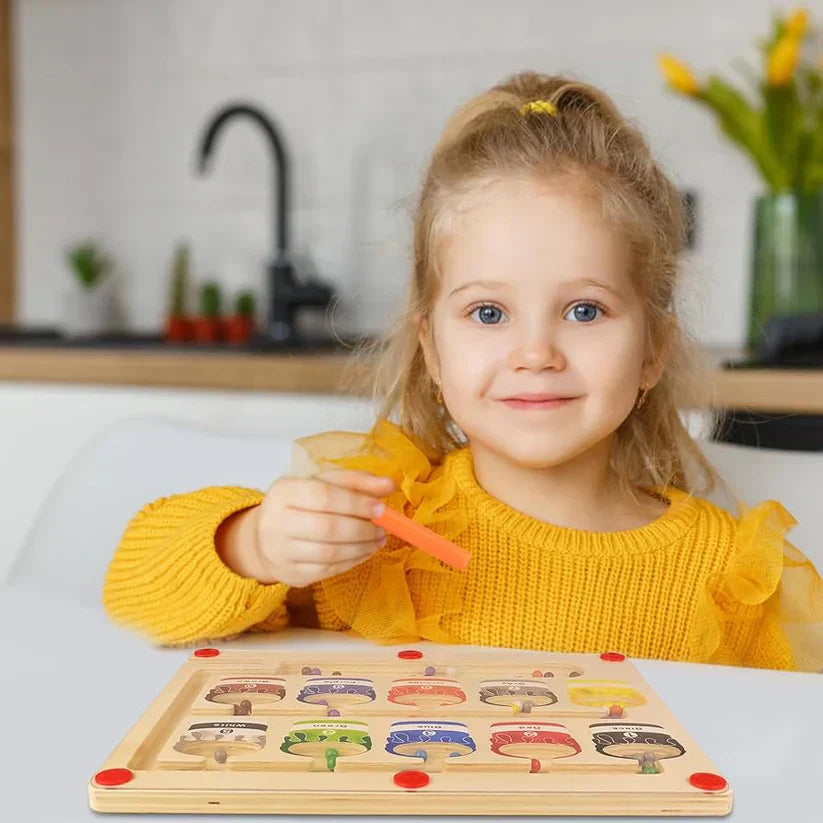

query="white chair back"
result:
[7,417,299,602]
[699,439,822,567]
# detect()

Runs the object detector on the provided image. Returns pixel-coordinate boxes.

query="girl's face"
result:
[421,174,662,469]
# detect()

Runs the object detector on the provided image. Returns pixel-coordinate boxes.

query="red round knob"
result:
[393,769,430,789]
[194,648,220,658]
[689,772,728,792]
[94,768,134,787]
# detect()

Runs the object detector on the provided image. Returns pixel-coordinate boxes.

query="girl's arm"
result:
[102,487,291,646]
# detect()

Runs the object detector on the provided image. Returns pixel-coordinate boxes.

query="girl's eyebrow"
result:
[448,277,622,299]
[560,278,624,299]
[448,279,507,297]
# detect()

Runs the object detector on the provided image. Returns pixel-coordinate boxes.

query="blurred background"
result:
[1,1,822,577]
[6,0,812,342]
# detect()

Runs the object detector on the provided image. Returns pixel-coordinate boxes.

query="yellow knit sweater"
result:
[102,421,823,672]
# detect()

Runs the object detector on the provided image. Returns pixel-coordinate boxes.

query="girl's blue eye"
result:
[565,303,603,323]
[470,304,505,325]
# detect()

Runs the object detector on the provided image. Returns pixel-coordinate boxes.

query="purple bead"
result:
[424,666,436,676]
[327,709,341,717]
[311,667,321,675]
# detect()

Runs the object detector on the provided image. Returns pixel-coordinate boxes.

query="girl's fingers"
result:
[287,537,386,567]
[284,473,396,520]
[286,509,385,544]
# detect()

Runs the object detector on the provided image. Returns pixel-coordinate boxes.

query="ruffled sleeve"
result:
[288,419,469,645]
[690,499,823,673]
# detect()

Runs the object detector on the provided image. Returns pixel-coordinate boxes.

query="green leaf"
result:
[169,244,190,315]
[235,291,255,318]
[66,241,112,290]
[808,162,823,189]
[794,129,815,191]
[805,77,823,189]
[200,282,222,317]
[699,75,785,190]
[757,13,785,61]
[763,81,801,187]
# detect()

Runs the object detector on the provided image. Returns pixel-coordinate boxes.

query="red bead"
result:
[689,772,728,792]
[95,768,134,787]
[600,651,626,662]
[393,769,430,789]
[529,758,541,773]
[194,648,220,658]
[398,650,423,659]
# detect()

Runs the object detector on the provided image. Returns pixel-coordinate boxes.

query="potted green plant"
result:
[164,244,192,343]
[658,7,823,349]
[63,240,117,337]
[192,281,223,343]
[223,290,256,345]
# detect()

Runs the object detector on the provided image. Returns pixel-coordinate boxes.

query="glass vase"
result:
[747,190,823,350]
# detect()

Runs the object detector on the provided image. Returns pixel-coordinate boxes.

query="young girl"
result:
[103,72,822,672]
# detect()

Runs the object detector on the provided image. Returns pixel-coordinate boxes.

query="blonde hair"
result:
[342,71,721,499]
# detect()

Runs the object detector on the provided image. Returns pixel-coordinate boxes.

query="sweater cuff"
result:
[103,486,289,645]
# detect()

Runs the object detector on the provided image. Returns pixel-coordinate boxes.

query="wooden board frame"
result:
[89,648,732,816]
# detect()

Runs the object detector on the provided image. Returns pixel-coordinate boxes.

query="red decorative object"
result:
[223,316,254,345]
[95,768,134,787]
[191,317,222,344]
[600,652,626,662]
[398,650,423,660]
[393,770,430,789]
[689,772,728,792]
[194,648,220,658]
[163,316,191,343]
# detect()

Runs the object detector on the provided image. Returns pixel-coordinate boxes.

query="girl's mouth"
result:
[501,397,578,410]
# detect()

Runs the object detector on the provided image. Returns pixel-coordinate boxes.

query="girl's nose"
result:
[507,334,566,371]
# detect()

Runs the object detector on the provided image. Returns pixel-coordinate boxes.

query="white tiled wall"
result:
[14,0,793,344]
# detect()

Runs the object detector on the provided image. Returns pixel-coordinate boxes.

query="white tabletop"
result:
[1,580,819,822]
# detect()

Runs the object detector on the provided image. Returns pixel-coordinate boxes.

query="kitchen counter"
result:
[0,328,371,394]
[1,332,823,411]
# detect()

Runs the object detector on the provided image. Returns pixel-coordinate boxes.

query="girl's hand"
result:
[252,470,397,587]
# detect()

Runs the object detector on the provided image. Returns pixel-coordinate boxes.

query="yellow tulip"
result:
[784,8,808,41]
[768,34,800,86]
[658,54,699,96]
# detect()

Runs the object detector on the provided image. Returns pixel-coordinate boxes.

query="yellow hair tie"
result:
[519,99,557,117]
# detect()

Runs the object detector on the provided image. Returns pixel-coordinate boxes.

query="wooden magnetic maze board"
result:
[89,647,732,816]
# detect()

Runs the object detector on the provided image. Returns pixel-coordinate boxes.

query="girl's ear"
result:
[643,313,674,389]
[643,356,665,391]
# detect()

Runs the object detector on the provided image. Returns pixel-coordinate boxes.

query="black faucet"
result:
[196,103,334,343]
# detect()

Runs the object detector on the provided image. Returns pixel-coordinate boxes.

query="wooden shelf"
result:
[0,347,360,394]
[1,345,822,411]
[706,366,823,413]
